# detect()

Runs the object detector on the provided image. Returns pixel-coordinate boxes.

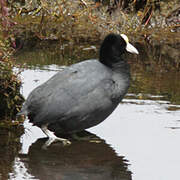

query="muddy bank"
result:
[1,0,180,49]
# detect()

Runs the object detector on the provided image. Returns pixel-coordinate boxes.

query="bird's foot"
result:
[41,124,71,147]
[42,137,71,149]
[60,138,71,146]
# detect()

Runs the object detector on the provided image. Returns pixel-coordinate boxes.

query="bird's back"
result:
[20,59,130,133]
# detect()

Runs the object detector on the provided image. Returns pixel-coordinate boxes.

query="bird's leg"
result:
[41,124,71,147]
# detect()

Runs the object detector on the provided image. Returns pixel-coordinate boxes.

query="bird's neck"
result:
[111,60,130,75]
[100,55,130,74]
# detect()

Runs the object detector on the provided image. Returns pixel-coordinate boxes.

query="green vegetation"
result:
[0,42,24,122]
[0,0,24,122]
[4,0,180,47]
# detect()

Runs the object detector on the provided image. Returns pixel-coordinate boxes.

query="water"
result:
[0,42,180,180]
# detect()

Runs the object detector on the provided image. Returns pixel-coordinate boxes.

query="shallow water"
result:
[1,42,180,180]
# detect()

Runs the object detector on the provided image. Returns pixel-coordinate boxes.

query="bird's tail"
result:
[16,110,27,116]
[16,104,28,116]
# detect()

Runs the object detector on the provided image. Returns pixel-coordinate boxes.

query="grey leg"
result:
[41,124,71,147]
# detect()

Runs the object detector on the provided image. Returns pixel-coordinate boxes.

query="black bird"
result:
[17,33,138,146]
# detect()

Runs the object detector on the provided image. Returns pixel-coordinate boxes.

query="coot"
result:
[18,33,138,146]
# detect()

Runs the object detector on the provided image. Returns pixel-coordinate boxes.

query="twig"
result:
[80,0,88,7]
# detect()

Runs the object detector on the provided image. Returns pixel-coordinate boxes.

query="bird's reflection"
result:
[19,131,132,180]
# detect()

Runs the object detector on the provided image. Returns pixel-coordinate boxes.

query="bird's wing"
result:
[24,60,114,124]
